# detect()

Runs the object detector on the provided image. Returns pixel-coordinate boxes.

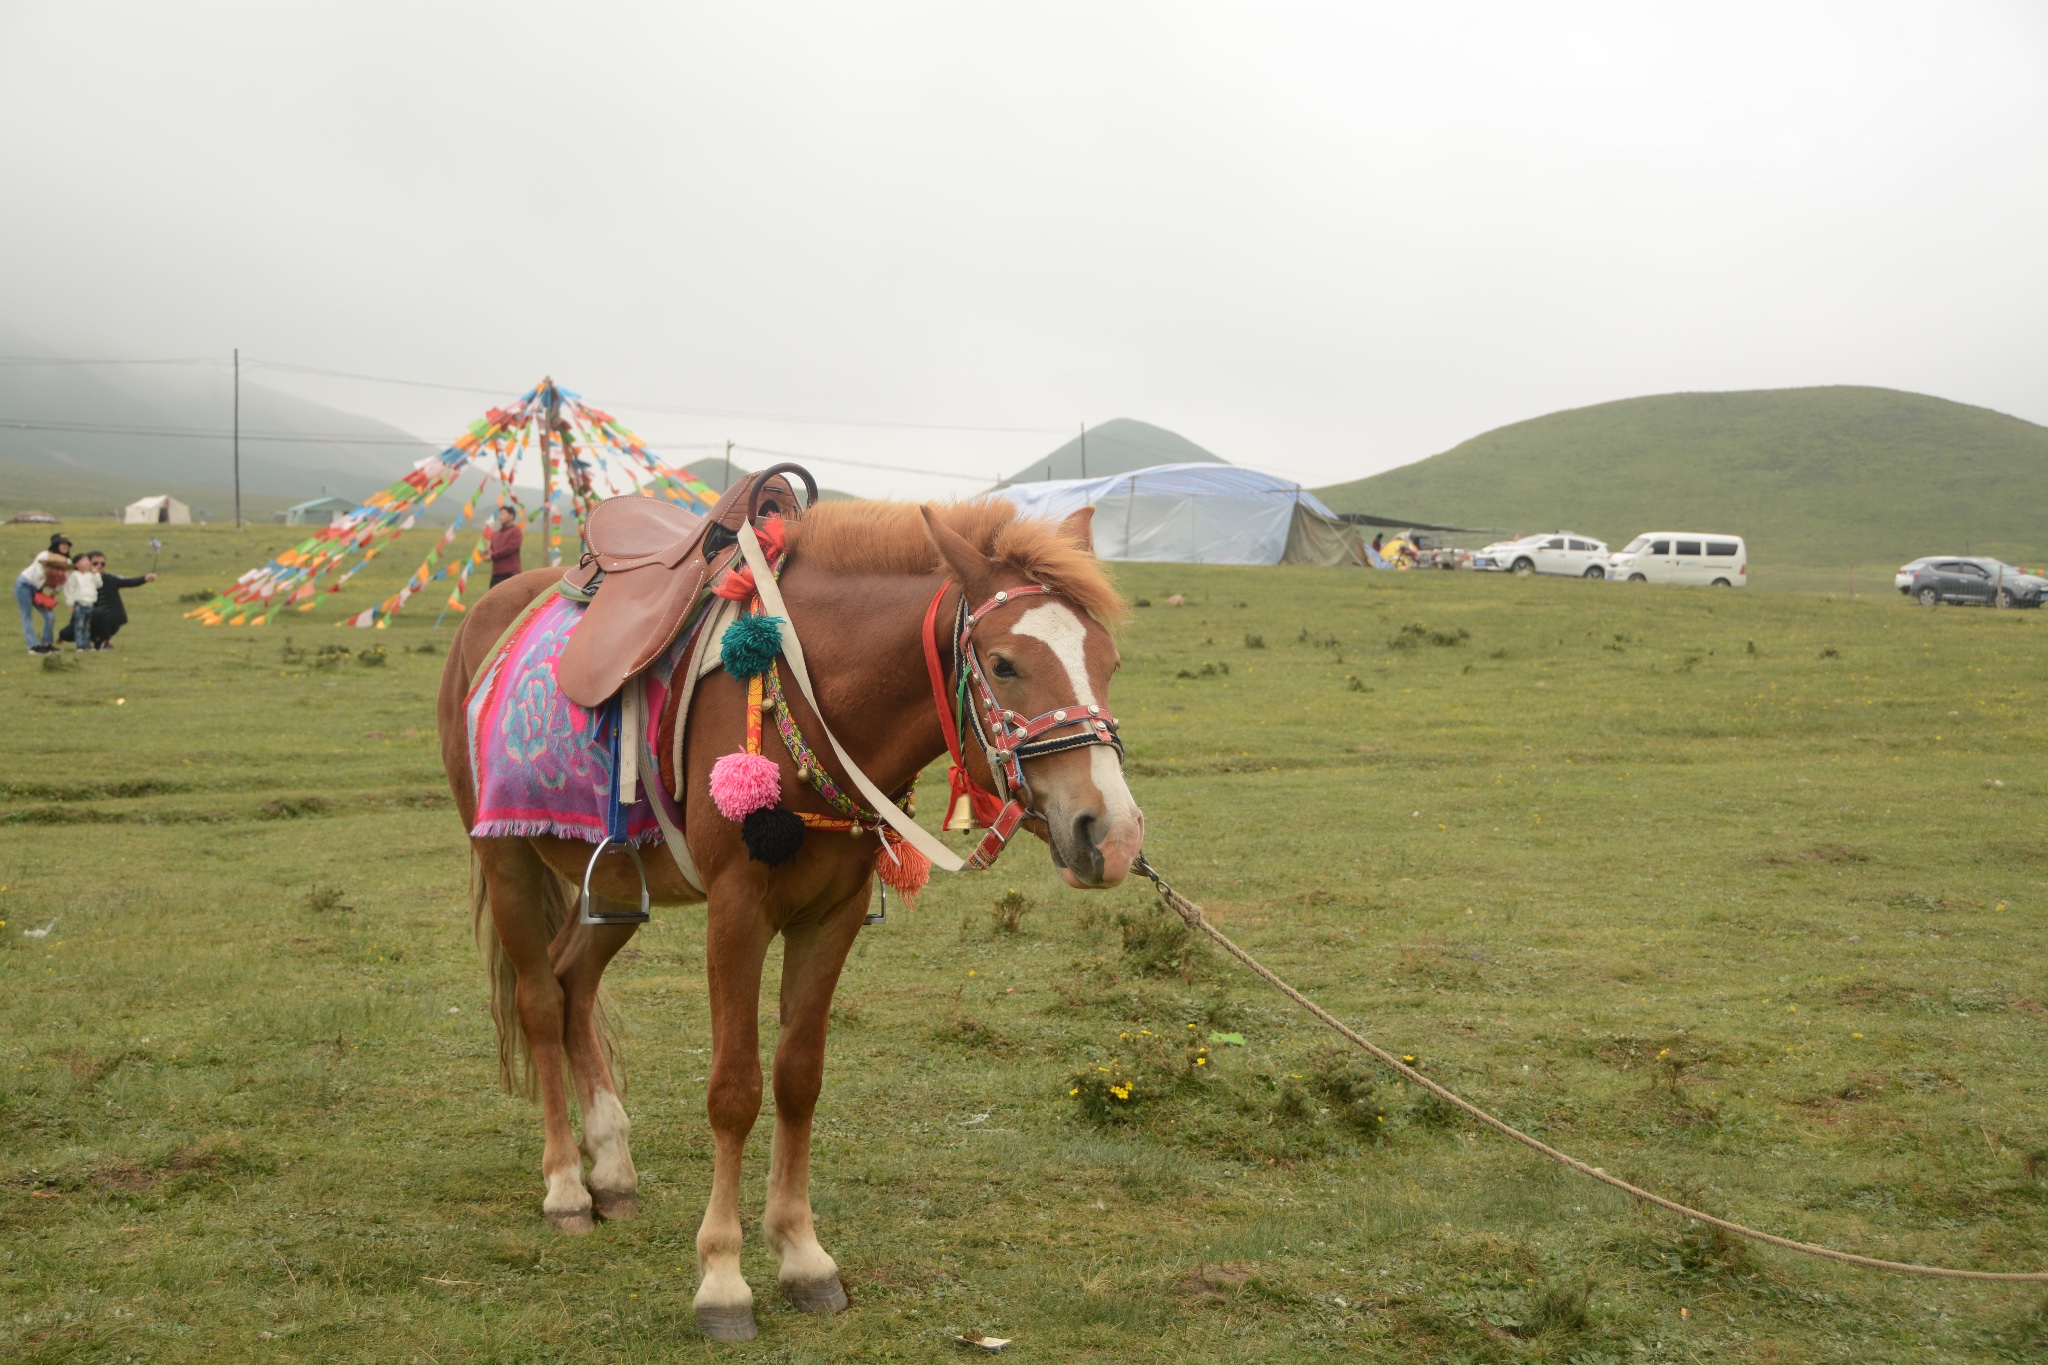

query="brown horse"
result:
[437,497,1141,1340]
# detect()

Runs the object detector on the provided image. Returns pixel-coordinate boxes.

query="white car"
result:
[1471,532,1612,578]
[1608,533,1748,587]
[1894,557,1939,592]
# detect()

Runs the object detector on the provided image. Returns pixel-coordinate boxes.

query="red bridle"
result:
[921,582,1123,870]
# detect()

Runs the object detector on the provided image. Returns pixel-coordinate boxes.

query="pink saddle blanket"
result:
[465,589,690,846]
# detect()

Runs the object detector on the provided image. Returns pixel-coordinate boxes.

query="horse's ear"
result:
[1055,506,1096,553]
[920,505,1000,599]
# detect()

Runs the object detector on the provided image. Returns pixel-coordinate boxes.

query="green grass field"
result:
[3,523,2046,1362]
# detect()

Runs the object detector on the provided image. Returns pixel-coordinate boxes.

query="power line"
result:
[240,358,511,397]
[732,443,995,485]
[0,355,222,367]
[0,419,432,447]
[241,357,1069,434]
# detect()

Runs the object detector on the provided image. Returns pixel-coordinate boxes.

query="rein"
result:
[920,582,1123,872]
[1135,855,2048,1284]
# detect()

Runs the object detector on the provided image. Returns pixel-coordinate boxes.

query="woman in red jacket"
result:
[488,505,524,588]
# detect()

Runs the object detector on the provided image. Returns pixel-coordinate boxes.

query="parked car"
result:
[1903,558,2047,608]
[1893,557,1940,592]
[1471,532,1611,578]
[1608,533,1747,587]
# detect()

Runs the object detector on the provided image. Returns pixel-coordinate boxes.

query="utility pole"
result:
[1079,422,1087,479]
[232,347,242,529]
[724,439,733,493]
[539,377,559,566]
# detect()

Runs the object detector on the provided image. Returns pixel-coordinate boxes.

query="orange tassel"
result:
[875,835,931,909]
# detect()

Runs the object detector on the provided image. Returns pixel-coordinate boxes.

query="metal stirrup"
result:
[579,837,651,925]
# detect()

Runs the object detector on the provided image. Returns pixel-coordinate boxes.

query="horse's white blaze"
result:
[581,1088,636,1193]
[1012,602,1100,707]
[1012,603,1141,835]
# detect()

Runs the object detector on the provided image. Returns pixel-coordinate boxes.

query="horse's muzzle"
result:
[1051,805,1143,889]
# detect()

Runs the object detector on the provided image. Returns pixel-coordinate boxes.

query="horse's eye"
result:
[991,656,1018,680]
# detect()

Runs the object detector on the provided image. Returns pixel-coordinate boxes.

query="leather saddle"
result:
[554,466,813,709]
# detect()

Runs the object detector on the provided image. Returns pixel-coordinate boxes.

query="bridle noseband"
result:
[922,582,1123,870]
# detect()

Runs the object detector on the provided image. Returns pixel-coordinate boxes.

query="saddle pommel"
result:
[554,469,810,710]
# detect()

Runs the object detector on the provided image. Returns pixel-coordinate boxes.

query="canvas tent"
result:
[993,463,1366,566]
[282,495,358,526]
[123,495,191,525]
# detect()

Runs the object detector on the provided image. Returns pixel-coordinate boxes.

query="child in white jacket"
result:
[62,552,102,652]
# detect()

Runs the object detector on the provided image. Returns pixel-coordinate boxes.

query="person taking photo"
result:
[87,553,156,650]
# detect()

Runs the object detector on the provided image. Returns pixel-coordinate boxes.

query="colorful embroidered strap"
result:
[764,661,913,827]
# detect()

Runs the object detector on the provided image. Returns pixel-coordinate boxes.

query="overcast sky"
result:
[3,2,2044,497]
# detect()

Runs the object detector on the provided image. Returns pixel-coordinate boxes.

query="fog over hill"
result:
[1314,387,2048,570]
[0,324,433,503]
[1003,418,1227,485]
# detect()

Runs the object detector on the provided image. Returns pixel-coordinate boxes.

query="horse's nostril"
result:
[1072,811,1100,849]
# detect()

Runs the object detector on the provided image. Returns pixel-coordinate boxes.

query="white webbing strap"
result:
[632,672,704,895]
[738,521,965,872]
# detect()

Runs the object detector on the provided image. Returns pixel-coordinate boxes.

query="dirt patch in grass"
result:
[1173,1263,1254,1301]
[1759,844,1872,867]
[258,796,333,820]
[1835,977,1923,1009]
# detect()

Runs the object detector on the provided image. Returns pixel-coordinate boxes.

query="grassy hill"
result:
[1006,417,1227,484]
[1315,387,2048,583]
[0,459,297,524]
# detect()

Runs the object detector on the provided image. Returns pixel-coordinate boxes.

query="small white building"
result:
[122,495,192,525]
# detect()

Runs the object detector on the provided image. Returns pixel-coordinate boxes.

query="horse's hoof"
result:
[592,1190,639,1222]
[545,1208,595,1235]
[695,1305,759,1341]
[783,1276,849,1314]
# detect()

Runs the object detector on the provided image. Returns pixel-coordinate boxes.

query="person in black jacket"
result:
[86,554,156,650]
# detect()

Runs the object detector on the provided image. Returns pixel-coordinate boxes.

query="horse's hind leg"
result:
[694,887,775,1341]
[765,891,867,1314]
[477,838,594,1234]
[553,901,641,1222]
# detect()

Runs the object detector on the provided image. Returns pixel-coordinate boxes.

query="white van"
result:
[1608,533,1747,587]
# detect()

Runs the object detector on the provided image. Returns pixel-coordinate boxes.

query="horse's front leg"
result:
[765,888,868,1314]
[695,887,774,1341]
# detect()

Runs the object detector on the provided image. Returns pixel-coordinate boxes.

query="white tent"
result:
[282,495,358,526]
[992,463,1365,566]
[122,495,191,525]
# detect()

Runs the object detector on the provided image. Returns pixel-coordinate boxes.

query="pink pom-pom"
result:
[710,752,782,821]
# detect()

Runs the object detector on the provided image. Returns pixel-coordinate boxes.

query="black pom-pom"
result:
[740,807,806,865]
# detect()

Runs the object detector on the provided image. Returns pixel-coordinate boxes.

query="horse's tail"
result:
[471,850,625,1100]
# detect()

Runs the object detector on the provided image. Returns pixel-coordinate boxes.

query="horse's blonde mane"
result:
[792,499,1128,625]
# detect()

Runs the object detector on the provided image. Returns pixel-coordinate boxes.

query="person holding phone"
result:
[87,553,156,650]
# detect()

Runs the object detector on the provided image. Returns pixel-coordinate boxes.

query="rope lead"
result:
[1131,855,2048,1283]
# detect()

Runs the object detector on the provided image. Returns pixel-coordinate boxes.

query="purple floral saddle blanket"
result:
[464,589,691,846]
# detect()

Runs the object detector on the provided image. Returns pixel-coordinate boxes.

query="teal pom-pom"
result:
[721,613,784,678]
